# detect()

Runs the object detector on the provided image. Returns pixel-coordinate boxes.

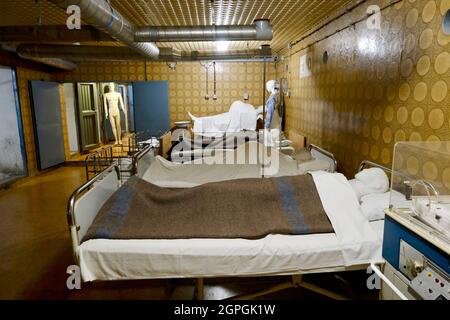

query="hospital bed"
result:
[66,158,395,300]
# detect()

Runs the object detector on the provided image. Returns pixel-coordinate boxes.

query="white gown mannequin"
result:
[103,84,125,145]
[265,80,281,130]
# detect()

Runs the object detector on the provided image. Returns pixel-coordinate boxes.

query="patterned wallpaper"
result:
[277,0,450,177]
[54,61,277,125]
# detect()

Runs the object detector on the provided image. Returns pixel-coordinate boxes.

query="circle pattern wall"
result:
[280,0,450,178]
[55,61,275,126]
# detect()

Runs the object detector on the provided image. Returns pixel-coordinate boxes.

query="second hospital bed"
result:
[141,141,337,188]
[66,156,399,299]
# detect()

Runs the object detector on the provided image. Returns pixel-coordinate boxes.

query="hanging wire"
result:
[213,61,217,100]
[200,62,211,100]
[35,0,42,26]
[244,42,249,100]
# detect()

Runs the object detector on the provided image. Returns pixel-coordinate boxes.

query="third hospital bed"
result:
[162,130,337,176]
[67,156,398,300]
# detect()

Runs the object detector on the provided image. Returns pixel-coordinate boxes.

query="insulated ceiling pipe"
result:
[0,25,113,43]
[20,56,78,71]
[16,44,272,62]
[16,44,177,62]
[135,19,273,42]
[1,44,77,70]
[49,0,159,58]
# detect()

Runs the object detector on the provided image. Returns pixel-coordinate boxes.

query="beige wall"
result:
[0,53,276,176]
[54,61,277,125]
[277,0,450,177]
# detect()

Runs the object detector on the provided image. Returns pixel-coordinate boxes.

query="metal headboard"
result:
[358,160,392,174]
[358,159,436,195]
[309,144,338,172]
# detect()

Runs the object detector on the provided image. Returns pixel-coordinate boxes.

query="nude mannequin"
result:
[103,84,125,145]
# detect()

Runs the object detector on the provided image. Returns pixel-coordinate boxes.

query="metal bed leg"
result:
[297,280,349,300]
[194,278,204,300]
[165,279,177,300]
[232,281,294,300]
[231,275,301,300]
[231,275,349,300]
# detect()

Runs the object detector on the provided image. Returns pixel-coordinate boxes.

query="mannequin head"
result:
[266,80,280,95]
[104,85,110,94]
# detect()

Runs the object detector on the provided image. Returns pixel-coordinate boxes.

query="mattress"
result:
[78,172,383,282]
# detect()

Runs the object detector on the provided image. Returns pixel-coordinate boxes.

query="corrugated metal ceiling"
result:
[0,0,356,52]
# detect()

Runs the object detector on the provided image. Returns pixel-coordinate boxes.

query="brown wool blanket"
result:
[82,174,333,241]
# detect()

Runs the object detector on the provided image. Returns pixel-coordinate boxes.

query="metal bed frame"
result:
[167,138,338,174]
[84,134,153,183]
[358,160,393,175]
[308,144,338,172]
[67,159,392,300]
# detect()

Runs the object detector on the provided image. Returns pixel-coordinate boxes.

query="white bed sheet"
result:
[144,142,332,188]
[78,172,383,282]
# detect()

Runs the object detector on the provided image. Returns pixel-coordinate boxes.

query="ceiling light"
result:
[216,41,230,52]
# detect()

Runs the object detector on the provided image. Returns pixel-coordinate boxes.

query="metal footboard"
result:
[309,144,338,172]
[85,141,152,183]
[67,164,121,262]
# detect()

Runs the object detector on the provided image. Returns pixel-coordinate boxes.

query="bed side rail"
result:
[67,165,120,262]
[133,145,155,178]
[309,144,338,172]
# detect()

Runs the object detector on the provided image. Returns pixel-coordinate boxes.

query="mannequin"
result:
[103,84,125,145]
[264,80,281,130]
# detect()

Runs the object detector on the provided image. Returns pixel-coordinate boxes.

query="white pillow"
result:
[360,191,408,221]
[349,179,368,201]
[355,168,389,193]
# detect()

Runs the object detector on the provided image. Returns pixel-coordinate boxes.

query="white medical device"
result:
[381,142,450,300]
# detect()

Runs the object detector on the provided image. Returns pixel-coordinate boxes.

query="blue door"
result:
[132,81,170,139]
[30,81,66,170]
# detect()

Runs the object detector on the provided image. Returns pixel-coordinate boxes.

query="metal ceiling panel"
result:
[0,0,355,52]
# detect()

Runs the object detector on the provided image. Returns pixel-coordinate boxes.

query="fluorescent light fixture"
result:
[216,41,230,52]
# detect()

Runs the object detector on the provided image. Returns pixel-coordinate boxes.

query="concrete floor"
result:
[0,166,378,300]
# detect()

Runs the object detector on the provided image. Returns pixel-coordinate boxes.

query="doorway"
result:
[62,80,168,157]
[0,66,27,186]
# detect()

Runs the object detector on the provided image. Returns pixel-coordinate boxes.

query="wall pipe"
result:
[15,44,273,62]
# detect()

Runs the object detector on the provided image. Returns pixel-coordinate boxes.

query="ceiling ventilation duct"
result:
[16,44,273,62]
[49,0,159,58]
[135,19,273,42]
